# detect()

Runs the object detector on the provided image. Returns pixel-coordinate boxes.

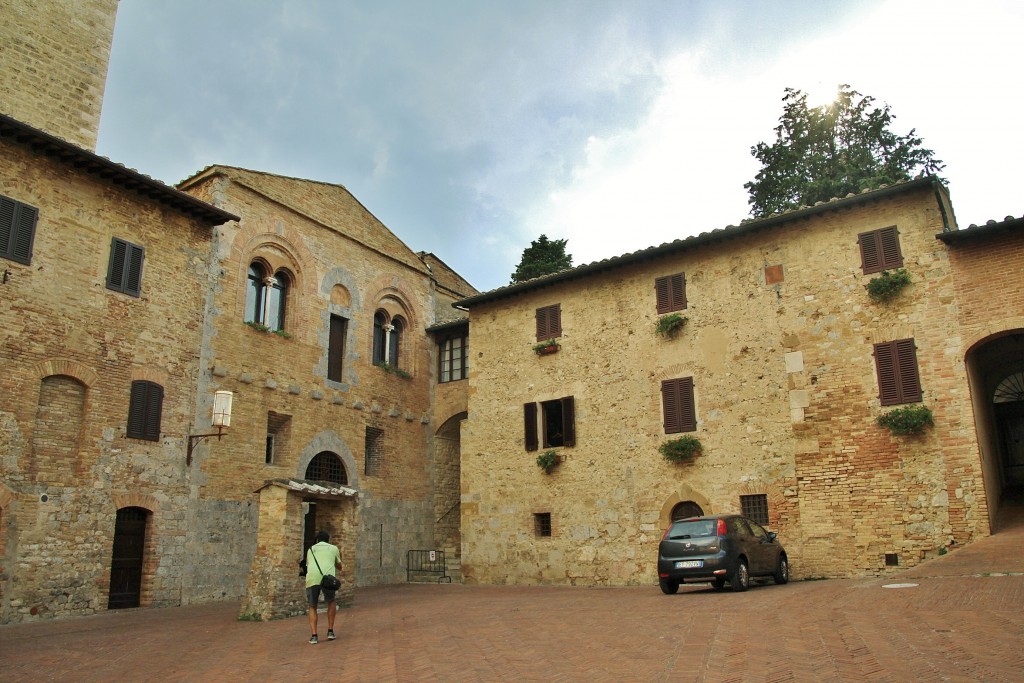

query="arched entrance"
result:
[303,451,348,552]
[435,412,466,553]
[966,330,1024,522]
[108,506,148,609]
[670,501,704,522]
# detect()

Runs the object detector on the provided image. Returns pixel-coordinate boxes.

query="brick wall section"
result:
[461,187,991,585]
[0,139,215,621]
[178,169,448,589]
[0,0,117,150]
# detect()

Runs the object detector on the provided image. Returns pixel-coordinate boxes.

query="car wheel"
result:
[730,559,749,592]
[711,578,726,591]
[774,556,789,585]
[659,579,679,595]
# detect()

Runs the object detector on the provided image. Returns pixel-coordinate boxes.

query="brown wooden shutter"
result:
[662,377,695,433]
[524,402,538,451]
[106,238,145,296]
[655,274,687,314]
[124,243,144,296]
[535,304,562,340]
[894,338,922,402]
[859,226,903,275]
[561,396,576,447]
[875,338,921,405]
[328,315,346,382]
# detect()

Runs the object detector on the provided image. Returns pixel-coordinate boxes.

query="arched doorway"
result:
[966,330,1024,522]
[303,451,348,551]
[671,501,704,522]
[108,506,148,609]
[435,412,466,552]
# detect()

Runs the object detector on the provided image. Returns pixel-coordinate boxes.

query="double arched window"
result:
[372,310,405,367]
[245,262,290,331]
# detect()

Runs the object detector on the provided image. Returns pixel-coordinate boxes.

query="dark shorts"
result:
[306,585,336,607]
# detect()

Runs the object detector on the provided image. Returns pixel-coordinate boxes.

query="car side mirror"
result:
[767,531,778,542]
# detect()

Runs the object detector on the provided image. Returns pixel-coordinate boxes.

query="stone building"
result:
[456,179,1023,584]
[1,0,474,623]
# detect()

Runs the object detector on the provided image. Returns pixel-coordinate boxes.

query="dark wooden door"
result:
[108,507,146,609]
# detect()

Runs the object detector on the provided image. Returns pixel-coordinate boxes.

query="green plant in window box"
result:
[533,339,560,355]
[876,404,934,436]
[659,435,702,463]
[536,449,560,474]
[865,268,912,303]
[374,361,411,379]
[245,320,271,333]
[655,313,687,339]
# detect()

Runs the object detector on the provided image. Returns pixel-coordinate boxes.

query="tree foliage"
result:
[510,234,573,284]
[745,85,945,218]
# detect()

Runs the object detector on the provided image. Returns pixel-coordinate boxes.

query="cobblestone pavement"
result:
[3,508,1022,683]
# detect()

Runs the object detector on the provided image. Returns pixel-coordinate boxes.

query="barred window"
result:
[740,494,769,527]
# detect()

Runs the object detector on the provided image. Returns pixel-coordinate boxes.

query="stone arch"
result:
[297,431,359,491]
[434,411,466,552]
[964,327,1024,529]
[111,492,159,512]
[33,359,98,387]
[33,374,87,484]
[365,277,420,372]
[657,485,713,533]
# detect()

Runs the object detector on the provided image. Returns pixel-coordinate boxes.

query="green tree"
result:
[745,85,945,218]
[510,234,573,284]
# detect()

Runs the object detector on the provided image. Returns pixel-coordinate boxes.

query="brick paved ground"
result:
[2,506,1022,683]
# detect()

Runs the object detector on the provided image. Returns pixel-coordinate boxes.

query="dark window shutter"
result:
[662,377,695,433]
[655,273,687,314]
[0,196,38,265]
[536,304,561,340]
[106,238,145,296]
[143,384,163,441]
[328,315,346,382]
[561,396,576,447]
[127,381,163,441]
[524,402,538,451]
[859,226,903,275]
[875,338,921,405]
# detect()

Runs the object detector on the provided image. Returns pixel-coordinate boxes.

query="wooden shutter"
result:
[0,195,38,265]
[859,226,903,275]
[561,396,576,447]
[126,381,148,439]
[655,273,687,314]
[524,402,538,451]
[106,238,145,296]
[328,315,346,382]
[535,304,561,340]
[875,338,921,405]
[143,383,163,441]
[662,377,696,433]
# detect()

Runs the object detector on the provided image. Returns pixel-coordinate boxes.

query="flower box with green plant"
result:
[536,449,560,473]
[877,404,934,436]
[374,361,411,379]
[533,339,560,355]
[655,313,687,339]
[866,268,912,303]
[245,321,292,338]
[659,435,702,463]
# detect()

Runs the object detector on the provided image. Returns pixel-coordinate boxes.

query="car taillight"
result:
[716,518,727,536]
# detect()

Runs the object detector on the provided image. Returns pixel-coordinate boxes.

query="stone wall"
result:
[461,185,991,586]
[0,140,216,622]
[0,0,117,150]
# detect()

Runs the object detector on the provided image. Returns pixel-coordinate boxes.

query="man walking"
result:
[305,530,342,644]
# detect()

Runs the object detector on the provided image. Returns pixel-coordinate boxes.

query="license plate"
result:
[675,560,702,569]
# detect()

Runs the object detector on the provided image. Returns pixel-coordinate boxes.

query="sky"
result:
[97,0,1023,294]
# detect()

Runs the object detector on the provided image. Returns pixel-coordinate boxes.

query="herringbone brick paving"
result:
[2,506,1022,682]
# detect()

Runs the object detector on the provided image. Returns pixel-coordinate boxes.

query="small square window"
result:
[885,553,899,567]
[0,194,38,265]
[740,494,769,527]
[534,512,552,537]
[365,426,384,476]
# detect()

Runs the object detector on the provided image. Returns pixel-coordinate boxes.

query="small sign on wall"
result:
[429,551,436,562]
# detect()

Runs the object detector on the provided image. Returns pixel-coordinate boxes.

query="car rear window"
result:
[666,519,716,539]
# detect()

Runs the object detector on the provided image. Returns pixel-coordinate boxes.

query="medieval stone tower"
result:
[0,0,119,150]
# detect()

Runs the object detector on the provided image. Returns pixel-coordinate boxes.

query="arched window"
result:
[305,451,347,485]
[670,501,704,522]
[372,311,388,364]
[245,262,290,331]
[388,316,405,366]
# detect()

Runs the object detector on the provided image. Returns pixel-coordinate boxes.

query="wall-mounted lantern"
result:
[187,390,233,465]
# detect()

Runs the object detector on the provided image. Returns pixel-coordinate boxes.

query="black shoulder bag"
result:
[310,546,341,591]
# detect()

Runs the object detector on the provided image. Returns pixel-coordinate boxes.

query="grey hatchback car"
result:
[657,515,789,593]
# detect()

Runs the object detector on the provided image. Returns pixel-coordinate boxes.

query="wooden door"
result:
[108,507,146,609]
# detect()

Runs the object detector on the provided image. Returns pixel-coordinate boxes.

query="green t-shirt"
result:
[305,541,341,588]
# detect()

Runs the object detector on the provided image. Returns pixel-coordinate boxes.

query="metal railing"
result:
[406,549,452,583]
